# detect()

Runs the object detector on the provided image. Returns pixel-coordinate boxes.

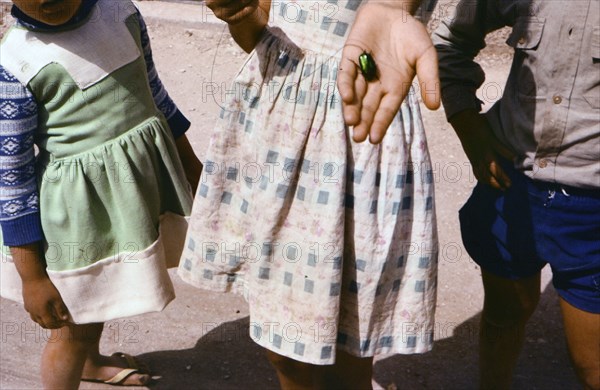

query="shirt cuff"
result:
[167,109,191,139]
[1,213,43,246]
[441,85,483,120]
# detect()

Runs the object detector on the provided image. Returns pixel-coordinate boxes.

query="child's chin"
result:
[36,2,80,26]
[38,12,76,26]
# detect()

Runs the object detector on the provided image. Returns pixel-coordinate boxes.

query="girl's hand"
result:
[208,0,271,53]
[338,3,440,144]
[22,277,70,329]
[11,243,70,328]
[206,0,260,24]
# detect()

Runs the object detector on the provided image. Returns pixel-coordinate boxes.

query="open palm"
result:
[338,3,440,144]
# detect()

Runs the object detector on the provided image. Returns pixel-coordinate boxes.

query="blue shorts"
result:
[459,163,600,313]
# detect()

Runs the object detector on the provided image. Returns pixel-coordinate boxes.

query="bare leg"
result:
[314,349,373,390]
[265,348,373,390]
[41,323,102,389]
[559,298,600,390]
[81,323,150,385]
[479,270,541,390]
[265,349,314,390]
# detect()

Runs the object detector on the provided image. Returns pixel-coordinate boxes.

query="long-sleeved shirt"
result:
[433,0,600,189]
[0,5,190,246]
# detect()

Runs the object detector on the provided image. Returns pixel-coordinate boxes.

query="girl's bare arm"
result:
[206,0,271,53]
[11,243,70,329]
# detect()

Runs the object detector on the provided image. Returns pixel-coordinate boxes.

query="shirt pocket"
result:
[506,17,545,50]
[506,17,546,99]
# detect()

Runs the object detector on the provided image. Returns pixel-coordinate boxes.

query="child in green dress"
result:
[0,0,201,387]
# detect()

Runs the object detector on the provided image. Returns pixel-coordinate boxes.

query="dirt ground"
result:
[0,1,580,389]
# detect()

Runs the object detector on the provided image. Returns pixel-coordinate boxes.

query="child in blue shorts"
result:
[433,0,599,388]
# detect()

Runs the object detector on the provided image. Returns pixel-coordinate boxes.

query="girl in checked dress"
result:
[179,0,438,387]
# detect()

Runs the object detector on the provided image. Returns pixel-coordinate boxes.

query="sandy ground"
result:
[0,1,580,389]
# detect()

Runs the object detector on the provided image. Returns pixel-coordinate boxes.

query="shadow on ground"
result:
[373,285,579,389]
[139,316,278,390]
[138,284,578,390]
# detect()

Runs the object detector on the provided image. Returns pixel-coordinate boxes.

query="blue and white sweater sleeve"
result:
[0,66,42,246]
[137,11,190,139]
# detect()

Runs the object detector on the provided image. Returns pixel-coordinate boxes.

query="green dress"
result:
[0,0,192,323]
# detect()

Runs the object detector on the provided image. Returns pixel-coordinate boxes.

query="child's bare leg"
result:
[479,270,540,390]
[266,348,373,390]
[314,349,373,390]
[41,323,102,389]
[559,298,600,390]
[81,324,150,385]
[265,349,313,390]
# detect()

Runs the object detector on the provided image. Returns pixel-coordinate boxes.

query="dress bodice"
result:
[270,1,364,57]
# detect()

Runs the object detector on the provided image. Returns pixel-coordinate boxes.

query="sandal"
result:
[82,352,151,386]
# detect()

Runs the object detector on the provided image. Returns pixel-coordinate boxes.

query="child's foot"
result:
[82,352,151,386]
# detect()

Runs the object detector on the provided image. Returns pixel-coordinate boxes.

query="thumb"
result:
[52,299,70,322]
[416,45,440,110]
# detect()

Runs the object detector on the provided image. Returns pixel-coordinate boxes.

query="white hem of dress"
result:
[0,212,188,324]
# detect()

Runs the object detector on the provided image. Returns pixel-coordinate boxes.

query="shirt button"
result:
[538,159,548,168]
[553,95,562,104]
[518,37,526,45]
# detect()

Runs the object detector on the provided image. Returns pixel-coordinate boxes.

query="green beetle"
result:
[358,51,377,81]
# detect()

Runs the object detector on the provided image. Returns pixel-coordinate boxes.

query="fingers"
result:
[416,46,441,110]
[52,299,70,323]
[491,137,517,162]
[338,56,359,104]
[30,310,58,329]
[486,175,504,191]
[39,301,65,329]
[27,302,69,329]
[206,0,257,24]
[339,49,364,126]
[343,69,368,142]
[489,160,512,190]
[369,92,402,144]
[474,159,512,191]
[29,313,45,328]
[352,81,381,143]
[339,59,360,126]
